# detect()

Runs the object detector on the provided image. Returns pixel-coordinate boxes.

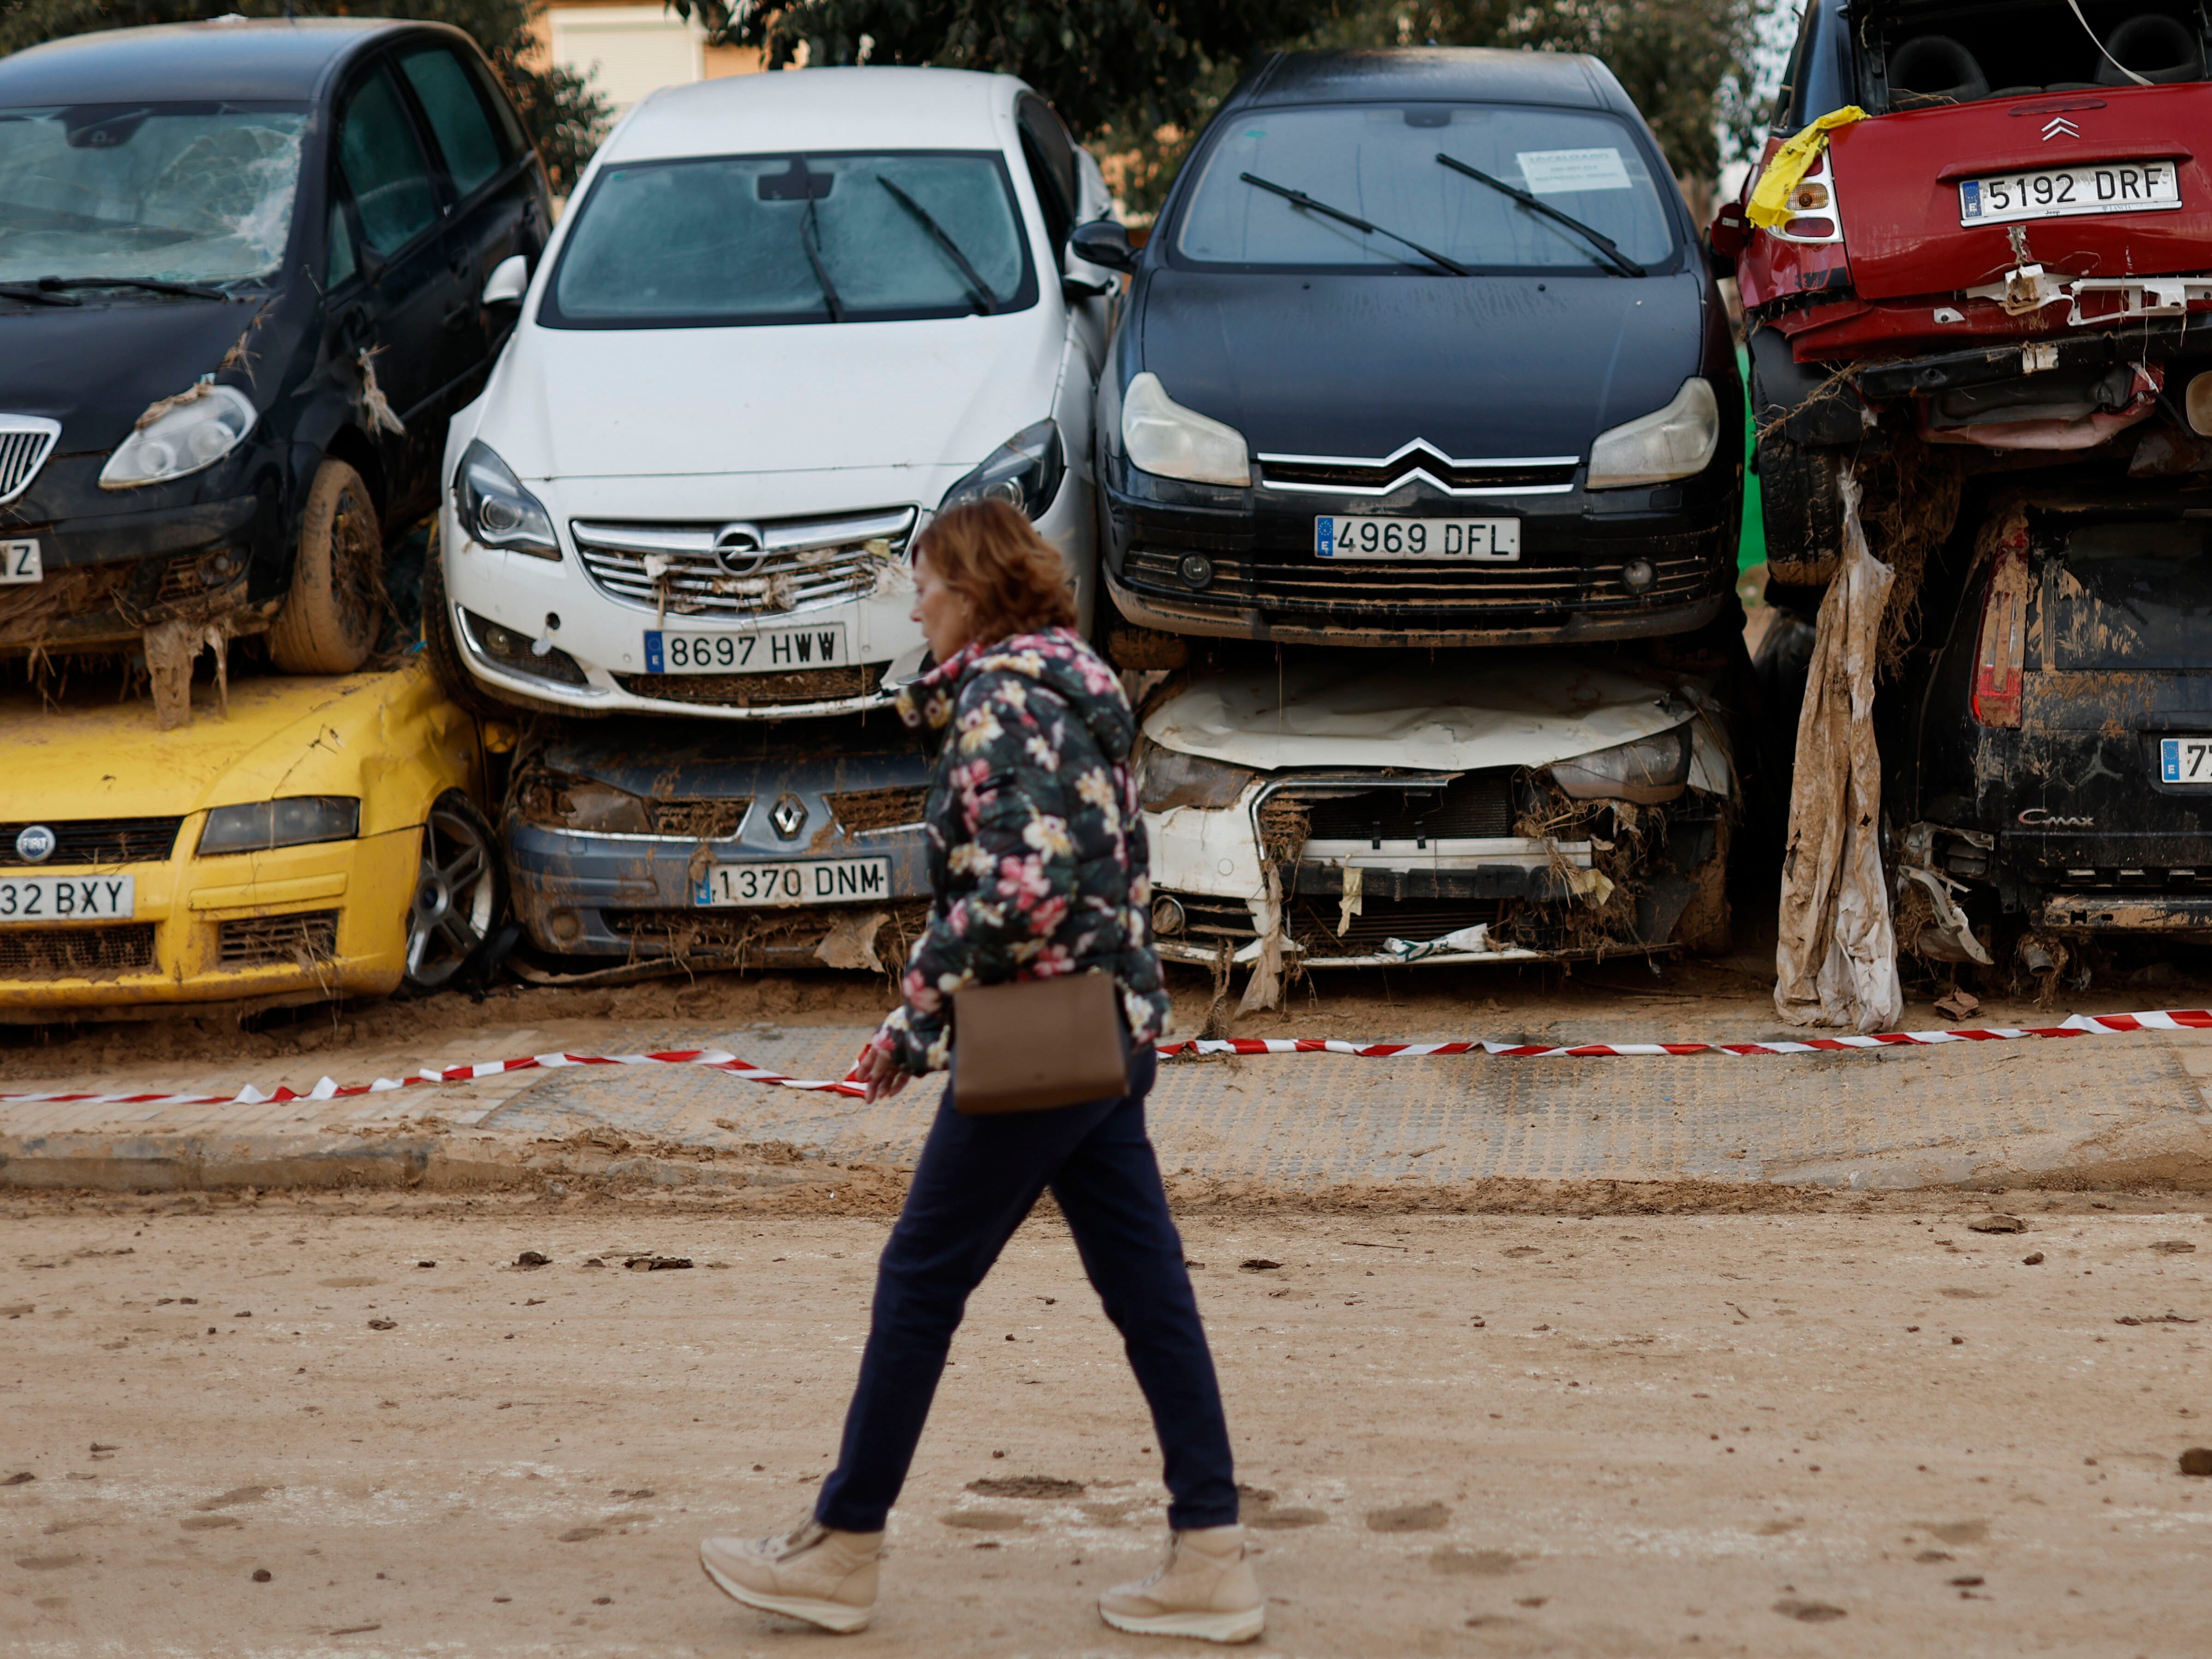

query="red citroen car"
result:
[1715,0,2212,570]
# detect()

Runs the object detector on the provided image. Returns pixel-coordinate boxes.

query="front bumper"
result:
[2036,893,2212,933]
[505,818,934,969]
[0,832,418,1020]
[1099,453,1736,648]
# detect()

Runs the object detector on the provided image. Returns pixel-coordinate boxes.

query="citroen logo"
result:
[769,794,808,840]
[714,521,768,576]
[2043,116,2081,141]
[13,824,55,863]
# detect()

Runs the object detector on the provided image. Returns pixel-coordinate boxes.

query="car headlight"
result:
[99,384,256,490]
[1121,371,1251,487]
[1550,729,1692,805]
[940,419,1065,520]
[1135,740,1259,812]
[515,768,653,833]
[197,797,361,856]
[451,438,560,559]
[1587,377,1720,490]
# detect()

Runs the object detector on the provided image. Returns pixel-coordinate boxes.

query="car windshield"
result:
[1174,103,1678,272]
[0,102,308,286]
[543,150,1037,328]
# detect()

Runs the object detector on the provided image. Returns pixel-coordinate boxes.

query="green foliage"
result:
[667,0,1331,138]
[0,0,609,191]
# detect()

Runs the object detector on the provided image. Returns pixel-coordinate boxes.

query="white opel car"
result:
[429,68,1115,719]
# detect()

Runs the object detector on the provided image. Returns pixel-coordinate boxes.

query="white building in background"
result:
[532,0,761,116]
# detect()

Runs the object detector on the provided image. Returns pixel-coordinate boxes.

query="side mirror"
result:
[1069,218,1138,275]
[482,253,530,306]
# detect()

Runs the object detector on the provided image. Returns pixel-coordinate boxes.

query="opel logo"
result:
[14,824,56,863]
[768,794,808,840]
[2043,116,2081,141]
[714,521,768,576]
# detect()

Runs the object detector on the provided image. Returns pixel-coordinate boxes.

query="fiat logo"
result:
[14,824,56,863]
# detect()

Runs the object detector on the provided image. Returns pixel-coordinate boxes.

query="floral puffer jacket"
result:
[867,627,1171,1076]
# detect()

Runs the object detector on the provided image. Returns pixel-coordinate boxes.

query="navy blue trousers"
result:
[813,1042,1240,1533]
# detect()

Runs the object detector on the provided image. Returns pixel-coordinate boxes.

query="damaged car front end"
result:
[1137,653,1735,998]
[504,715,936,973]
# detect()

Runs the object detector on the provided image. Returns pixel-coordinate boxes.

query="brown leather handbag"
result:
[949,972,1129,1115]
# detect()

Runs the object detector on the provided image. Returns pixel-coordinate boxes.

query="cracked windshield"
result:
[0,101,306,285]
[1177,103,1678,270]
[546,150,1031,326]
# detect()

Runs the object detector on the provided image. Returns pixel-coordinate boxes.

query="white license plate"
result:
[0,538,39,584]
[1959,160,2181,226]
[1315,516,1520,561]
[644,622,848,675]
[0,874,135,922]
[2160,737,2212,785]
[695,857,890,908]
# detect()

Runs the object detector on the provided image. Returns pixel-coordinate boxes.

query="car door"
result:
[333,55,467,516]
[392,37,546,408]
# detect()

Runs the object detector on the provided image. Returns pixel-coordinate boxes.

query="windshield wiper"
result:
[0,283,83,307]
[877,176,997,315]
[800,185,845,323]
[1433,154,1645,278]
[31,275,235,300]
[1237,172,1468,276]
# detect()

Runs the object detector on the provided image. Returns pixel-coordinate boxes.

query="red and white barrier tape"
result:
[3,1008,2209,1115]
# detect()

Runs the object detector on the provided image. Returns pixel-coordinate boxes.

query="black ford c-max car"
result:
[1075,49,1742,662]
[0,20,550,678]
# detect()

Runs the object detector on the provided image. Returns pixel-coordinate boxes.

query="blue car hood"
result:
[1134,268,1708,460]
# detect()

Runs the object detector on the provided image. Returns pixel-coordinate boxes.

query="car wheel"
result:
[1756,433,1845,588]
[1671,816,1733,956]
[270,458,383,673]
[404,790,505,993]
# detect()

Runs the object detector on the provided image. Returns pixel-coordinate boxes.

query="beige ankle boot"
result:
[699,1518,882,1634]
[1098,1523,1265,1643]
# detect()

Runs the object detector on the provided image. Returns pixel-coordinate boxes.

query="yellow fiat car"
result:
[0,662,503,1020]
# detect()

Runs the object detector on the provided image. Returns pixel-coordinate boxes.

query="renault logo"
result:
[769,794,808,839]
[2043,116,2081,141]
[714,522,768,576]
[13,824,55,863]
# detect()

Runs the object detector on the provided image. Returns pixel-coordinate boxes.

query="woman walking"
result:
[698,501,1261,1643]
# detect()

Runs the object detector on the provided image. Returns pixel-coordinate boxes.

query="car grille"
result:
[0,817,183,867]
[0,922,157,979]
[1286,895,1502,952]
[574,507,917,620]
[1157,895,1260,945]
[1258,449,1579,495]
[613,666,880,708]
[216,910,338,968]
[651,799,751,838]
[1121,545,1714,620]
[0,418,60,506]
[1283,772,1518,844]
[827,785,930,834]
[605,900,929,957]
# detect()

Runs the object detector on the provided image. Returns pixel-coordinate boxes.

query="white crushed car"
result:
[1135,653,1736,991]
[428,67,1115,719]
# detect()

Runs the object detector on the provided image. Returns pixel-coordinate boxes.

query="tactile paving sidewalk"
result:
[475,1022,2212,1189]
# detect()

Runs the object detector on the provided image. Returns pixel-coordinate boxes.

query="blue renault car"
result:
[504,715,935,972]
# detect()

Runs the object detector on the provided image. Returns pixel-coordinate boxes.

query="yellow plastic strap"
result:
[1746,106,1868,229]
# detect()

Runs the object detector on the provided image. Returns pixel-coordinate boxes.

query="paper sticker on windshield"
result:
[1516,149,1633,195]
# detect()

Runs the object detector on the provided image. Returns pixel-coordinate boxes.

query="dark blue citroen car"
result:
[1073,49,1742,661]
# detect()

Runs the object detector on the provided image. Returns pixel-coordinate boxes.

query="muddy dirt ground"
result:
[5,1193,2210,1657]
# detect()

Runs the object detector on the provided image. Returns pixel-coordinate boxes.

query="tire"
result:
[1671,816,1733,957]
[403,790,506,993]
[270,458,382,673]
[1756,431,1846,588]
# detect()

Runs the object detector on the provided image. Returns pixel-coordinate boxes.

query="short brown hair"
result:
[914,499,1077,645]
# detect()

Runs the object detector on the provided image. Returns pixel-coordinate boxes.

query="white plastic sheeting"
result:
[1774,475,1904,1033]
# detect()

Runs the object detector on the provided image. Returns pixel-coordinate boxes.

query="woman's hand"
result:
[854,1043,912,1104]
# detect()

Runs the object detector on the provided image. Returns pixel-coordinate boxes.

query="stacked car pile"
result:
[2,25,1760,1019]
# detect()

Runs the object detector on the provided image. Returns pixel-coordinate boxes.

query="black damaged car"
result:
[1885,494,2212,970]
[1072,48,1742,664]
[0,20,548,683]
